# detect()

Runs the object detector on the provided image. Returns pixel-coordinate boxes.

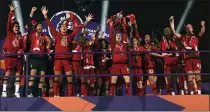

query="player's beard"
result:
[145,40,150,44]
[187,29,194,35]
[189,30,194,35]
[133,44,138,48]
[37,29,42,34]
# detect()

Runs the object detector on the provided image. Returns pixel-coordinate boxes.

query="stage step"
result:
[0,95,209,111]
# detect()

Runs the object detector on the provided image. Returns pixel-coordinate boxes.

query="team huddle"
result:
[1,4,206,98]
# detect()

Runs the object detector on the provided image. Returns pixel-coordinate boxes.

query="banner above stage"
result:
[29,11,110,41]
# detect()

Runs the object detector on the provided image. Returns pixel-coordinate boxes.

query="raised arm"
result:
[169,16,181,38]
[7,4,16,32]
[45,35,51,52]
[95,26,100,39]
[28,7,37,33]
[41,6,57,38]
[122,25,128,43]
[134,21,141,41]
[91,26,100,45]
[22,33,28,52]
[109,21,116,44]
[198,21,205,38]
[129,24,134,38]
[26,7,37,49]
[18,36,25,54]
[69,13,94,38]
[150,53,164,57]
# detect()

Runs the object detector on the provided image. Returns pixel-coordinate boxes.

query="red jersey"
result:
[29,32,50,54]
[182,35,199,59]
[27,17,50,55]
[83,46,94,66]
[111,43,128,64]
[98,48,111,68]
[144,43,156,68]
[160,37,180,65]
[72,40,83,61]
[160,37,179,52]
[93,37,111,70]
[45,17,84,59]
[109,23,128,64]
[3,12,25,56]
[130,46,146,68]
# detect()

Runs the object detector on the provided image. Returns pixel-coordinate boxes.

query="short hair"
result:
[12,21,19,28]
[98,38,109,49]
[185,24,193,29]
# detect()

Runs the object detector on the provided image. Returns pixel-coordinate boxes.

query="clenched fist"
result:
[9,4,16,12]
[201,21,205,26]
[31,7,37,12]
[169,16,174,22]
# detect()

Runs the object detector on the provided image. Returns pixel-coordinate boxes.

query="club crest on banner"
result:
[48,11,83,39]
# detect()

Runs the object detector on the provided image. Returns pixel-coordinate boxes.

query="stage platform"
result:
[0,95,209,111]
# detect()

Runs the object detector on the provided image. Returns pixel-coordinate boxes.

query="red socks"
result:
[49,92,53,97]
[125,83,131,96]
[71,82,77,96]
[165,78,174,95]
[196,80,201,90]
[188,81,194,93]
[53,82,60,96]
[67,83,73,96]
[81,83,87,96]
[88,87,94,96]
[42,91,46,97]
[109,83,116,96]
[151,83,157,95]
[138,88,144,96]
[178,76,184,90]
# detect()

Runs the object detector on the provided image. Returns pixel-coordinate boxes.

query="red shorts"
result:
[72,61,81,75]
[145,68,155,75]
[82,67,95,75]
[97,69,109,74]
[111,64,129,75]
[164,56,179,65]
[96,69,110,81]
[83,68,95,84]
[5,57,22,73]
[54,60,72,72]
[185,59,201,72]
[164,65,178,74]
[131,68,143,81]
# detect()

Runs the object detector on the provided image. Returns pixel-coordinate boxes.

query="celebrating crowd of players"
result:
[1,4,206,98]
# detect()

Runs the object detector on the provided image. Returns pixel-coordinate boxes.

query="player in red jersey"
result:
[93,27,112,96]
[71,29,87,96]
[143,34,164,95]
[170,16,205,95]
[109,21,131,96]
[27,7,52,97]
[81,32,99,96]
[128,21,145,95]
[160,27,183,95]
[130,38,145,95]
[95,38,112,96]
[87,27,101,96]
[108,19,131,96]
[41,6,93,97]
[2,4,26,98]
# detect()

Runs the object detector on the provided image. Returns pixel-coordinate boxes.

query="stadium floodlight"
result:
[12,0,25,34]
[176,0,195,33]
[100,0,109,38]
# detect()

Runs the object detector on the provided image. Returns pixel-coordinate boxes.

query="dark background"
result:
[0,0,209,79]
